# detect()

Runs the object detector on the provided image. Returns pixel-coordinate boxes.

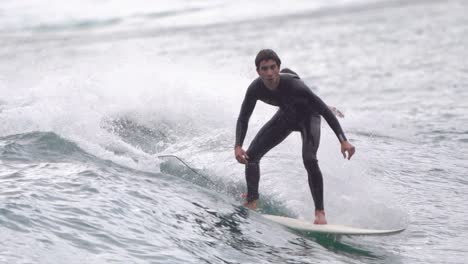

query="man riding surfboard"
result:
[234,49,355,224]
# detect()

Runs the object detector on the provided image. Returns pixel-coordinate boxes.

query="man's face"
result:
[257,59,280,87]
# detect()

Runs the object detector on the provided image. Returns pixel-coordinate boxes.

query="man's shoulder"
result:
[247,77,263,91]
[280,73,307,89]
[249,77,262,85]
[280,72,300,80]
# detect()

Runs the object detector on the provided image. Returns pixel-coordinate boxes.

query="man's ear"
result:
[256,68,260,75]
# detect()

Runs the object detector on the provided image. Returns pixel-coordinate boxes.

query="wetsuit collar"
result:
[262,76,281,92]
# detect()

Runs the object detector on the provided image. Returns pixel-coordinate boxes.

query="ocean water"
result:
[0,0,467,263]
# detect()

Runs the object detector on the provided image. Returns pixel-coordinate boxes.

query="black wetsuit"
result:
[235,73,347,210]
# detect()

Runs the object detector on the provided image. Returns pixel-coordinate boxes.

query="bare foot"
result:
[243,200,258,210]
[314,210,327,225]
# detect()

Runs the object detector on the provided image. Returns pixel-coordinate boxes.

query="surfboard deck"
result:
[263,214,405,236]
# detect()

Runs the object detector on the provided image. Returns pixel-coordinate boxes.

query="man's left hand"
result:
[341,141,356,160]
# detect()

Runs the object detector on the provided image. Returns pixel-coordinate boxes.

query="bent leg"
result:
[245,111,292,202]
[300,115,324,211]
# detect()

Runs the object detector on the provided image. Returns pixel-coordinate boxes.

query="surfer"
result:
[234,49,355,224]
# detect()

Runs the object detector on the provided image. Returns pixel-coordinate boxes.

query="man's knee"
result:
[246,150,262,163]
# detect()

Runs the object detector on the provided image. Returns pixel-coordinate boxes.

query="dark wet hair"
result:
[280,68,300,78]
[255,49,281,69]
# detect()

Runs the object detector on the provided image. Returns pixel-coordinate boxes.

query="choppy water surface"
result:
[1,0,467,263]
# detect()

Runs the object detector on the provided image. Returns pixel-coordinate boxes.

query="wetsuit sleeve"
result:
[235,82,258,147]
[294,79,348,142]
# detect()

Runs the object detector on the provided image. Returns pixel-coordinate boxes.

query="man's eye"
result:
[261,66,276,71]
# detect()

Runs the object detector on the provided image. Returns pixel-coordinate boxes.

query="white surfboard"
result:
[263,215,405,236]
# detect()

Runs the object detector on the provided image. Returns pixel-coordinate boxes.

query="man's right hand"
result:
[235,146,249,164]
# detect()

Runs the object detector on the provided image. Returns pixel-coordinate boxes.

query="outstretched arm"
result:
[321,101,356,159]
[294,79,356,159]
[327,105,344,118]
[324,103,356,159]
[235,84,257,164]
